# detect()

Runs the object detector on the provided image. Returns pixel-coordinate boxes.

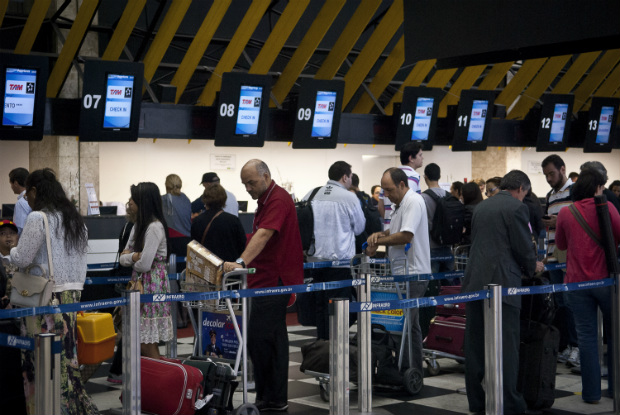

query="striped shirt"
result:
[544,180,572,260]
[380,165,421,230]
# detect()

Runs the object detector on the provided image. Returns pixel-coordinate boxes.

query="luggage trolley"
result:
[423,244,470,376]
[181,268,258,415]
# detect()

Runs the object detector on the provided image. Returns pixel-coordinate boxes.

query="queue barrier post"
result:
[484,284,503,415]
[167,253,178,358]
[356,258,372,413]
[122,289,141,415]
[329,298,350,415]
[35,333,61,415]
[613,273,620,414]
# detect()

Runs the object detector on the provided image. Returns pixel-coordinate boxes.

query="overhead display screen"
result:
[595,106,614,144]
[235,85,263,136]
[411,97,434,141]
[311,90,337,138]
[2,67,37,127]
[466,100,489,142]
[549,103,569,143]
[103,74,134,129]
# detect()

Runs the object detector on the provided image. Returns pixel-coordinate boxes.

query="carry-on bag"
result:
[423,315,465,357]
[183,357,238,415]
[140,357,204,415]
[435,286,466,317]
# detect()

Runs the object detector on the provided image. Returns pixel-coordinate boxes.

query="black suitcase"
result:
[517,320,559,410]
[184,357,238,415]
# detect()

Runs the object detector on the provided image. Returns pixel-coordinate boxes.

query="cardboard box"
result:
[186,240,224,287]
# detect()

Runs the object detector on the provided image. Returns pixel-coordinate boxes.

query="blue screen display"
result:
[595,106,614,144]
[411,97,434,141]
[466,100,489,141]
[549,103,569,143]
[235,85,263,135]
[2,68,37,127]
[311,90,337,138]
[103,74,134,129]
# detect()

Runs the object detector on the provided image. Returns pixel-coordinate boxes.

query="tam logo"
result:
[554,113,562,119]
[242,99,252,105]
[601,115,608,122]
[110,89,122,95]
[318,103,327,110]
[417,108,426,115]
[472,110,481,117]
[9,84,23,91]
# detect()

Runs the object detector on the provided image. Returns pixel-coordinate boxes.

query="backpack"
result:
[424,189,465,246]
[295,187,321,254]
[354,191,383,253]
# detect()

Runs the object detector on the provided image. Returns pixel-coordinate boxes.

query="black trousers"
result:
[312,267,352,340]
[248,292,290,404]
[464,300,526,415]
[0,322,27,415]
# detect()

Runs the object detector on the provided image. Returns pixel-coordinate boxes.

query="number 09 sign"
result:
[79,60,143,142]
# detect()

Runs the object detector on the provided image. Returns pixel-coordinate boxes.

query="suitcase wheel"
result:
[232,403,260,415]
[319,381,330,402]
[404,368,423,395]
[426,358,441,376]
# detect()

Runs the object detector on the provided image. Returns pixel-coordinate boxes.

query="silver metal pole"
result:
[330,298,350,415]
[356,261,372,413]
[484,284,503,415]
[242,275,249,404]
[35,333,60,415]
[612,273,620,414]
[122,289,141,415]
[167,254,178,358]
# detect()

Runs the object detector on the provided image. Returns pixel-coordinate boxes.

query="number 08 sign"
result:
[79,60,143,142]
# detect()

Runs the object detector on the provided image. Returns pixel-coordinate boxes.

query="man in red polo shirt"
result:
[224,159,303,412]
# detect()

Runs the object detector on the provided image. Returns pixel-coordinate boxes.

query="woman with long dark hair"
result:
[556,168,620,404]
[9,168,98,415]
[461,182,483,244]
[120,182,172,358]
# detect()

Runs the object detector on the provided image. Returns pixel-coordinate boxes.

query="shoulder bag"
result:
[568,204,603,248]
[200,210,223,245]
[10,212,57,307]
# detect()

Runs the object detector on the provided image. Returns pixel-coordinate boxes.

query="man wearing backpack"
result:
[303,161,365,340]
[350,173,383,253]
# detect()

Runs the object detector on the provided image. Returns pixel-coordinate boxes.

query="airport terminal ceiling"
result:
[0,0,619,126]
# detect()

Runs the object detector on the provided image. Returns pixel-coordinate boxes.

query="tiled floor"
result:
[87,324,612,415]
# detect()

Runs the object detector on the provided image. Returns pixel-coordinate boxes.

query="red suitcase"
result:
[424,315,465,357]
[141,357,204,415]
[435,286,467,316]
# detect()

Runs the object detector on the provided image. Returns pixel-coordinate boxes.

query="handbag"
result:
[10,213,57,308]
[200,210,223,245]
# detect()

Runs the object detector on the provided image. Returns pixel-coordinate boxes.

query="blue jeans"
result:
[431,246,456,284]
[566,286,613,402]
[548,269,578,347]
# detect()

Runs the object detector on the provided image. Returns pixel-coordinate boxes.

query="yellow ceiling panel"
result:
[249,0,311,74]
[572,49,620,112]
[46,0,99,98]
[426,68,457,88]
[477,61,513,91]
[198,0,272,106]
[14,0,52,54]
[352,35,404,114]
[271,0,346,107]
[102,0,147,61]
[385,59,435,115]
[171,1,231,103]
[0,0,9,27]
[495,58,547,107]
[508,55,572,120]
[594,61,620,97]
[342,0,403,107]
[143,0,192,92]
[315,0,382,80]
[438,65,487,117]
[552,51,601,94]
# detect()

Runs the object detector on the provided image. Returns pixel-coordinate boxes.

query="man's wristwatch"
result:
[235,258,246,268]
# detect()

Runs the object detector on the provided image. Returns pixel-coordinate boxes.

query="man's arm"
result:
[366,230,413,255]
[223,228,275,271]
[377,197,385,219]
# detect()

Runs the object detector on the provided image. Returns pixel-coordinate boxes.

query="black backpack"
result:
[424,189,465,246]
[354,191,383,253]
[295,187,321,253]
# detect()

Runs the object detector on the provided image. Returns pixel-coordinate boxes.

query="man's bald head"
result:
[241,159,272,200]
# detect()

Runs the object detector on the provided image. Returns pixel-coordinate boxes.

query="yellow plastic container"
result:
[77,312,116,365]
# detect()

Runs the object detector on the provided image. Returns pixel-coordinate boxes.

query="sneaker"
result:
[557,346,572,363]
[255,401,288,412]
[567,347,580,367]
[107,373,122,384]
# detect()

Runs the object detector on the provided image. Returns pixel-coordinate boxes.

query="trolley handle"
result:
[221,268,256,289]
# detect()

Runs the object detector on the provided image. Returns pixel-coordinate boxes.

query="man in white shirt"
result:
[378,142,424,230]
[367,167,431,381]
[304,161,366,340]
[8,168,31,235]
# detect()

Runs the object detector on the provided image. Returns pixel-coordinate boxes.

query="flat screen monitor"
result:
[235,85,263,136]
[549,103,569,142]
[583,97,619,153]
[2,67,37,127]
[311,90,337,138]
[395,87,444,151]
[1,204,15,219]
[451,89,496,151]
[466,100,489,142]
[535,94,574,152]
[103,74,135,130]
[292,79,344,149]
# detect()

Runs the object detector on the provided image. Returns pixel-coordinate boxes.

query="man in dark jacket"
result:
[461,170,544,415]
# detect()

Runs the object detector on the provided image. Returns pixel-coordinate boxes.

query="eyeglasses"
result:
[485,187,497,196]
